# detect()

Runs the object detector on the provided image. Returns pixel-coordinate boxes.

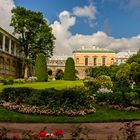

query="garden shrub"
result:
[27,76,37,82]
[64,57,76,81]
[2,77,14,85]
[0,86,96,116]
[125,92,139,106]
[14,79,25,84]
[0,76,4,83]
[35,53,48,82]
[1,87,33,102]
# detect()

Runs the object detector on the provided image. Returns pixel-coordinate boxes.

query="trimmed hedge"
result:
[35,53,48,82]
[64,57,76,81]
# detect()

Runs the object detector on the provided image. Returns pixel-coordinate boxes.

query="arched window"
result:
[111,58,114,64]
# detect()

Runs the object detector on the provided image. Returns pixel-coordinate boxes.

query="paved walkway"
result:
[0,121,140,139]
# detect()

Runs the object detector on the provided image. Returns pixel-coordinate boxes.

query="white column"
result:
[9,39,11,54]
[14,43,16,56]
[2,35,5,51]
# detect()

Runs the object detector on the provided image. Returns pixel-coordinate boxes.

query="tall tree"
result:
[64,57,76,81]
[10,7,55,78]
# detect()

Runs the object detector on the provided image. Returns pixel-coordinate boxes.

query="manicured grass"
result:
[0,80,83,91]
[0,104,139,123]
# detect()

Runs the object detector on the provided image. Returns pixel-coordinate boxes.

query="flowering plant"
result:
[0,126,64,140]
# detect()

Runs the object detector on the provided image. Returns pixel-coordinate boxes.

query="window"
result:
[0,32,3,49]
[111,58,114,64]
[76,58,79,64]
[102,57,106,66]
[93,57,97,66]
[11,41,15,55]
[5,36,9,52]
[84,57,88,66]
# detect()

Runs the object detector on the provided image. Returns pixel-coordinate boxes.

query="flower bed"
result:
[98,102,140,111]
[0,126,64,140]
[1,101,96,116]
[0,86,96,116]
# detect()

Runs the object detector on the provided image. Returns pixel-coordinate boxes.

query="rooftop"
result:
[73,46,115,53]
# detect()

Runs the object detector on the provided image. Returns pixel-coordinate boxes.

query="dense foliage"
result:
[35,53,48,82]
[10,7,55,78]
[64,57,76,81]
[84,50,140,108]
[0,86,95,116]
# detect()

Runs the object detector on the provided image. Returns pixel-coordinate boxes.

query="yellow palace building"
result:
[73,46,116,79]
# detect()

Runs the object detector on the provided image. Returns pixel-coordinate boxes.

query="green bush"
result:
[2,77,14,85]
[125,92,139,106]
[64,57,76,81]
[0,77,4,83]
[0,86,94,111]
[14,79,25,84]
[27,76,37,82]
[1,87,33,102]
[35,53,48,82]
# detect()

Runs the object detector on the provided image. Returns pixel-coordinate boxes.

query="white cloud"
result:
[73,3,97,20]
[51,10,140,56]
[0,0,15,33]
[68,31,140,53]
[50,11,76,55]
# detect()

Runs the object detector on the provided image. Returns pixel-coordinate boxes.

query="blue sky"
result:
[13,0,140,38]
[0,0,140,55]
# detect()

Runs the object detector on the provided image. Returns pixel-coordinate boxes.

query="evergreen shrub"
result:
[64,57,76,81]
[35,53,48,82]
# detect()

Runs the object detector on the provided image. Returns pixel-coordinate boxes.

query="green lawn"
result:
[0,80,83,91]
[0,80,139,122]
[0,104,139,122]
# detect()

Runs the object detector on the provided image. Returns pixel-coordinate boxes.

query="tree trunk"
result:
[24,64,28,79]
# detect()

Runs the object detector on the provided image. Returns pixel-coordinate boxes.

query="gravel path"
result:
[0,121,140,139]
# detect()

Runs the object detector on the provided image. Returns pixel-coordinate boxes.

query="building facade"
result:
[0,27,22,78]
[116,51,137,65]
[73,46,116,79]
[47,56,70,76]
[48,46,116,79]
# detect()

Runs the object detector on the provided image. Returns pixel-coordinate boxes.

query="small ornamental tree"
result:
[35,53,48,82]
[64,57,76,81]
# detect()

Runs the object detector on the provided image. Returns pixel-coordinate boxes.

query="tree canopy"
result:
[10,7,55,78]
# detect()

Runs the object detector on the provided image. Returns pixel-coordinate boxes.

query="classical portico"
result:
[0,27,22,77]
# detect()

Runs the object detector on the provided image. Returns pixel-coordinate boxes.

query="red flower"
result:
[53,129,63,137]
[13,134,20,139]
[38,131,46,137]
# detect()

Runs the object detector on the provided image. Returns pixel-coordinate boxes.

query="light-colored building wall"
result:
[73,53,115,67]
[116,51,137,65]
[0,27,22,78]
[73,47,116,79]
